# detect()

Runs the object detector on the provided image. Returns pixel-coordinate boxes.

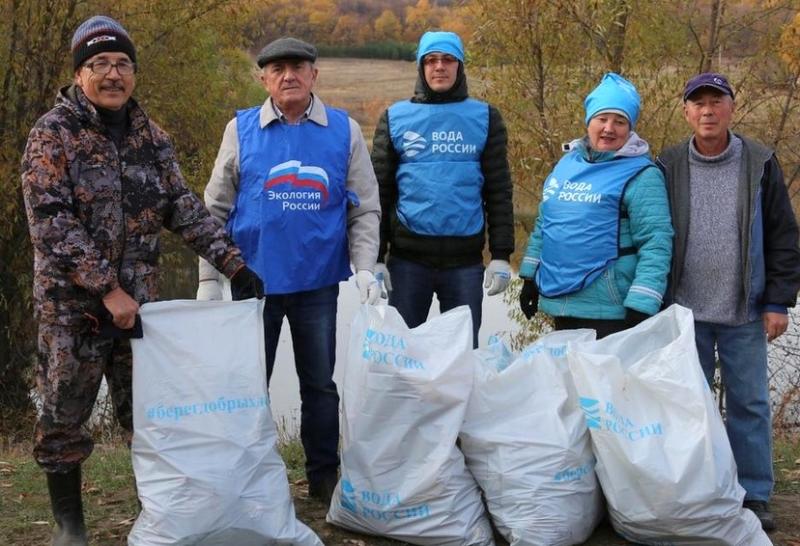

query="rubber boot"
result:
[46,467,89,546]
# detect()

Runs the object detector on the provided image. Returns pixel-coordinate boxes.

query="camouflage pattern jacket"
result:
[22,85,244,325]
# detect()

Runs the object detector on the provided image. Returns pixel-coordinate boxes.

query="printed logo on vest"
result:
[556,179,603,203]
[430,131,478,154]
[264,160,328,210]
[542,176,561,202]
[401,131,427,157]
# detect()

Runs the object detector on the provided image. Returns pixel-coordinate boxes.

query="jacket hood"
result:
[57,84,93,121]
[412,61,469,103]
[566,131,651,161]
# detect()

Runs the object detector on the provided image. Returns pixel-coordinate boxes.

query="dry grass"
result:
[314,58,418,145]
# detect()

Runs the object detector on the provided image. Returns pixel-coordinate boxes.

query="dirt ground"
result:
[289,481,800,545]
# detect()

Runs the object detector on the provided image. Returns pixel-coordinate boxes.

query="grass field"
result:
[313,57,419,144]
[1,435,799,545]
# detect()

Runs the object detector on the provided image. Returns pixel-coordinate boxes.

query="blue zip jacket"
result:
[520,134,673,319]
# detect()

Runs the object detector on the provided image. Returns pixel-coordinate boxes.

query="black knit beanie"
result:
[71,15,136,71]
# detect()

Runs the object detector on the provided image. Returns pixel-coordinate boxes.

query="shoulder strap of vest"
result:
[617,162,655,257]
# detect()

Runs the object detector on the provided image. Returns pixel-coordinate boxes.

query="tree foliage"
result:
[241,0,467,51]
[468,0,800,244]
[374,9,403,41]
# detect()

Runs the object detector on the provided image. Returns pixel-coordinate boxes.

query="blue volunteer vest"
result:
[536,151,654,297]
[227,105,352,294]
[388,98,488,236]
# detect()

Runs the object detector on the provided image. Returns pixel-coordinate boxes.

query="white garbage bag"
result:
[460,331,603,546]
[128,299,322,546]
[567,304,771,545]
[327,305,495,546]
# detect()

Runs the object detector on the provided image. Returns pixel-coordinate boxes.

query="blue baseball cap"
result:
[416,31,464,64]
[683,72,734,101]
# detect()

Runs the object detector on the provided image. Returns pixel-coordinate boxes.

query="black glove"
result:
[519,279,539,320]
[85,310,143,339]
[624,308,650,328]
[231,265,265,300]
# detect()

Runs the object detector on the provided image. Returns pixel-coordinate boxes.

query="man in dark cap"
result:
[370,31,514,349]
[658,72,800,532]
[21,15,262,545]
[197,36,381,503]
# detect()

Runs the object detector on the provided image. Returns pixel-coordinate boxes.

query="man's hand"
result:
[356,270,381,305]
[763,311,789,342]
[484,260,511,296]
[102,287,140,329]
[230,265,265,300]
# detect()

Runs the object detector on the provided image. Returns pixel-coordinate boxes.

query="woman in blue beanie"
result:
[517,73,673,338]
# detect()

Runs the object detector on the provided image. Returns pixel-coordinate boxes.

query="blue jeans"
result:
[694,319,773,501]
[262,284,340,483]
[388,257,484,348]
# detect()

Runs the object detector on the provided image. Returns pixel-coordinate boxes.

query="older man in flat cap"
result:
[197,37,381,503]
[21,15,262,546]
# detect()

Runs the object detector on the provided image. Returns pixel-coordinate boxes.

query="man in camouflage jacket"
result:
[21,15,262,546]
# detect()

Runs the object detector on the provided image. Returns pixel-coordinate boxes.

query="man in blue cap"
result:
[371,31,514,348]
[658,72,800,531]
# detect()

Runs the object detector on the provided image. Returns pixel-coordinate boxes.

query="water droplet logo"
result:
[542,176,560,202]
[340,479,357,513]
[402,131,427,157]
[579,397,601,429]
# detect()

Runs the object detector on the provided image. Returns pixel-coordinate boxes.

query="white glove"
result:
[356,269,381,305]
[484,259,511,296]
[196,279,223,301]
[374,263,392,298]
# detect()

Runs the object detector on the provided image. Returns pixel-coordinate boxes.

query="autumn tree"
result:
[306,0,338,39]
[374,8,403,41]
[0,0,80,432]
[405,0,442,42]
[332,13,363,45]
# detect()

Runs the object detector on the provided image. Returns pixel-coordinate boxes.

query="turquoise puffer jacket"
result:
[519,134,673,319]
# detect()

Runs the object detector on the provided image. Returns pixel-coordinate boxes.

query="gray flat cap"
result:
[257,37,317,67]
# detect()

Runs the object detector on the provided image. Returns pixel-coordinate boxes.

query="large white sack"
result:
[129,300,322,546]
[326,305,495,546]
[567,304,771,546]
[460,330,603,546]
